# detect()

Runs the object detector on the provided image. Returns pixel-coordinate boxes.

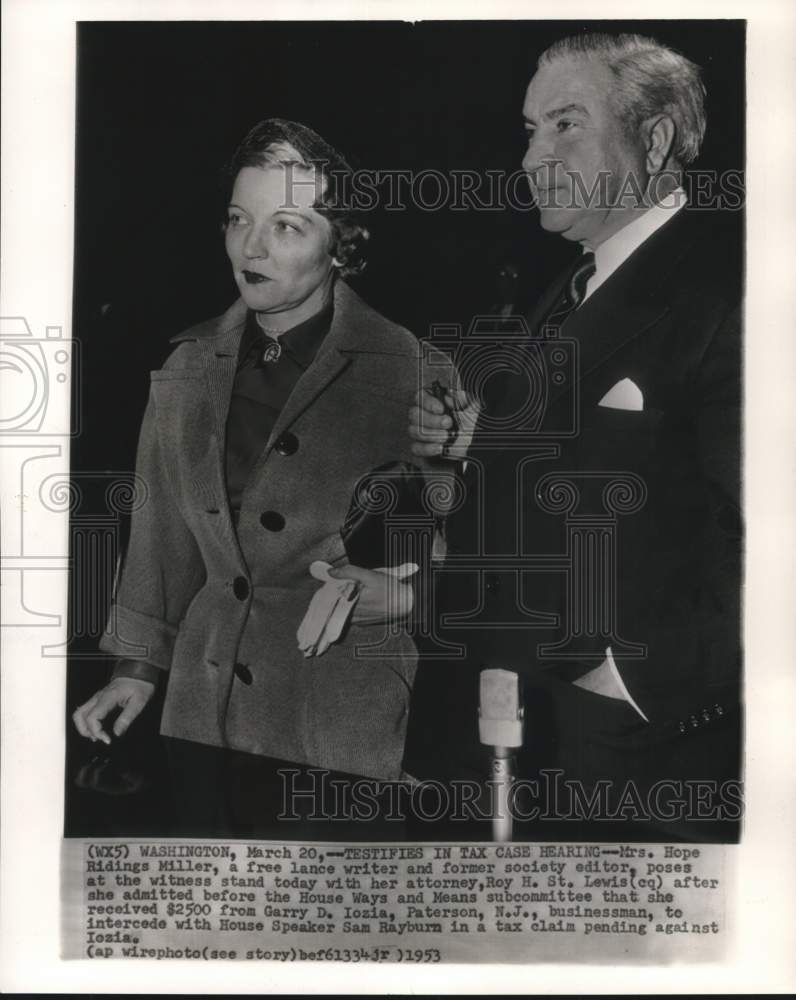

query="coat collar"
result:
[169,279,415,357]
[163,280,417,503]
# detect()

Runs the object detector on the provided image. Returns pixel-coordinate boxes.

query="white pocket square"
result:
[598,377,644,411]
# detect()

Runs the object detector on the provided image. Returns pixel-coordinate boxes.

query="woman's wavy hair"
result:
[225,118,369,278]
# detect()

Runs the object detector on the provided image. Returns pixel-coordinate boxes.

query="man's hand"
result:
[328,564,415,624]
[72,677,156,744]
[408,387,480,460]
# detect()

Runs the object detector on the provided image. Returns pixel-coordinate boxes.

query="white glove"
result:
[297,560,418,657]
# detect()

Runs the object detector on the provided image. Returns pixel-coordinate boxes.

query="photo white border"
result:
[2,0,794,992]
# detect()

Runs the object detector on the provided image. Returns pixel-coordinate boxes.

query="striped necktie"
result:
[537,251,596,334]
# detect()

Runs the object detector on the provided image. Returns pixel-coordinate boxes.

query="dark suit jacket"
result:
[405,207,742,812]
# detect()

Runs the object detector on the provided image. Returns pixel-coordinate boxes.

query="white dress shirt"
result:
[582,187,687,302]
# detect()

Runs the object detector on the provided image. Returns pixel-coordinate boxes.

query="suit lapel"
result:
[552,287,668,405]
[536,209,694,407]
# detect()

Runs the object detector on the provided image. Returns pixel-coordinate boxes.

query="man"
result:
[406,33,742,839]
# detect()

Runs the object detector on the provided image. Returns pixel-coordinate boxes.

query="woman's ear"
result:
[331,256,344,269]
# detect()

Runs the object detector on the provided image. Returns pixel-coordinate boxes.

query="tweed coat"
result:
[100,280,451,780]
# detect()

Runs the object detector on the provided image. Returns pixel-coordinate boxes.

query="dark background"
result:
[66,19,744,835]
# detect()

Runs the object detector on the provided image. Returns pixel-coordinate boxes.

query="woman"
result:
[73,119,451,821]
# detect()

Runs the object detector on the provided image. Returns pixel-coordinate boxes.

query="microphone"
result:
[479,668,524,842]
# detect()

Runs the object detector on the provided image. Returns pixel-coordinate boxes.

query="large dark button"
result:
[260,511,286,531]
[234,663,253,685]
[233,576,250,600]
[274,432,299,456]
[484,573,501,595]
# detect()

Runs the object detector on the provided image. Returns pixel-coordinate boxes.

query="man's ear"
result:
[643,114,676,175]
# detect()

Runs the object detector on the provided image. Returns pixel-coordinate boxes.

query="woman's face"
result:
[225,163,337,325]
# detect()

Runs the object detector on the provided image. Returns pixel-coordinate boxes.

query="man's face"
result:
[521,55,649,248]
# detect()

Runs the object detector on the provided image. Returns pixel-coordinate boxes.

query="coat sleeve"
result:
[98,386,206,673]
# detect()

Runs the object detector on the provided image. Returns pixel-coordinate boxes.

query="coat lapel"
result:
[165,282,414,526]
[165,299,247,541]
[264,338,351,453]
[169,297,248,452]
[196,300,247,445]
[263,279,410,452]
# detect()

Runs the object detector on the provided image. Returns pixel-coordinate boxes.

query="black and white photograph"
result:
[65,17,744,844]
[1,0,794,992]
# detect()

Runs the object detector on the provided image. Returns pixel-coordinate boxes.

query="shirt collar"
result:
[583,187,687,301]
[240,302,334,370]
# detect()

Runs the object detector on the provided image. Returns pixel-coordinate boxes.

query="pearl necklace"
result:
[255,313,284,337]
[254,314,284,362]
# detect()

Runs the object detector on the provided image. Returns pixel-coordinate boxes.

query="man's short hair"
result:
[539,33,707,166]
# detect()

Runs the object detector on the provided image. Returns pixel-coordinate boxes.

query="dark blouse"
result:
[224,304,333,521]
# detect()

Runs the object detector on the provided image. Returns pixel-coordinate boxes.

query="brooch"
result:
[261,341,282,363]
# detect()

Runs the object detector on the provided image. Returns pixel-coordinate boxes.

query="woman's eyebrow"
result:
[272,207,315,222]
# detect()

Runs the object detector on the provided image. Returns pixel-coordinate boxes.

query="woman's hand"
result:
[328,564,415,624]
[72,677,156,745]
